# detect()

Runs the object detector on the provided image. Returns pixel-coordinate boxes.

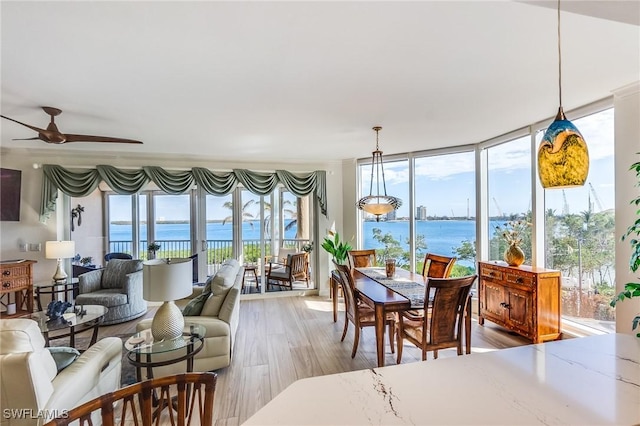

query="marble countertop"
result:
[244,333,640,425]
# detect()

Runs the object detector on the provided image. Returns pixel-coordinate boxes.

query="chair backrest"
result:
[288,252,308,276]
[425,275,477,347]
[45,372,217,426]
[101,259,143,289]
[421,253,456,278]
[278,247,297,264]
[104,252,133,262]
[348,249,377,269]
[333,262,358,323]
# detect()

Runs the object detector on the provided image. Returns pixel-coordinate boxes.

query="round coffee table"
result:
[30,304,108,349]
[125,323,206,383]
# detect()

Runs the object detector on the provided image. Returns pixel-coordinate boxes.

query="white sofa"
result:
[137,259,243,377]
[0,319,122,425]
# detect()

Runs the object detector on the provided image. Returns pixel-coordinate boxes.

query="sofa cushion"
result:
[75,289,128,307]
[200,260,240,317]
[102,259,143,289]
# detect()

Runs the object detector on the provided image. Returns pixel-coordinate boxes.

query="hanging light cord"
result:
[557,0,563,109]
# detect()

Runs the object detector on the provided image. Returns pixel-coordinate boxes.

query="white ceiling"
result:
[1,1,639,164]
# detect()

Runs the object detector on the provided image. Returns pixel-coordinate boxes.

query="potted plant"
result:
[80,256,93,267]
[610,154,640,337]
[494,219,531,266]
[147,242,161,260]
[321,231,352,265]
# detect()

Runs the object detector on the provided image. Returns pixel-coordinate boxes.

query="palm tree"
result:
[222,199,256,229]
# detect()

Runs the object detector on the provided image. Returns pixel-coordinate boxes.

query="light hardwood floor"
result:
[98,295,530,425]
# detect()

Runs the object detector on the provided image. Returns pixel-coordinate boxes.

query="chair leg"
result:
[388,320,395,354]
[351,326,361,358]
[341,314,349,342]
[396,323,403,364]
[434,349,438,360]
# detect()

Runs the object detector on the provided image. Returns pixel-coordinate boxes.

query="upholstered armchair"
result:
[76,259,146,325]
[0,319,122,426]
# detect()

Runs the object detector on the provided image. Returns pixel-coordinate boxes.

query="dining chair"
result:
[44,372,217,426]
[396,274,477,363]
[347,249,377,269]
[421,253,456,278]
[333,262,395,358]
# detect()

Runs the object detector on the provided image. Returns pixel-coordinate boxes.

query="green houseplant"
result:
[610,154,640,337]
[321,231,352,265]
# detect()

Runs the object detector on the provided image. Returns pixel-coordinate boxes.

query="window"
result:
[359,158,410,268]
[414,151,476,275]
[487,135,532,262]
[544,108,615,333]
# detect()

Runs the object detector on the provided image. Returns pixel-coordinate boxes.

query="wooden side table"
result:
[242,264,260,293]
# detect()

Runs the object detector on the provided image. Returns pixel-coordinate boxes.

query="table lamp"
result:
[143,258,193,341]
[45,240,75,283]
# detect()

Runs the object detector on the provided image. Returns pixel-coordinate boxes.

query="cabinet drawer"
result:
[504,272,534,288]
[1,277,29,292]
[2,265,31,279]
[480,267,503,281]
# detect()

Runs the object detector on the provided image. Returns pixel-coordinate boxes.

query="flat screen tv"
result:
[0,168,22,221]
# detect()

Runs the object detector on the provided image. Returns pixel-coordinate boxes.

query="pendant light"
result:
[537,0,589,189]
[356,126,402,222]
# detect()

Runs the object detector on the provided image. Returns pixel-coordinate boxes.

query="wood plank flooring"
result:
[98,295,531,425]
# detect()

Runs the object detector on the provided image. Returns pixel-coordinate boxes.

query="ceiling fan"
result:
[0,106,143,145]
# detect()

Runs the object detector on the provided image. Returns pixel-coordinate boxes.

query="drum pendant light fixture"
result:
[356,126,402,222]
[537,0,589,189]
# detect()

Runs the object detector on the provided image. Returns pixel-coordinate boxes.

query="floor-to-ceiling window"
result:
[205,193,234,274]
[543,108,616,333]
[414,151,477,276]
[359,158,410,268]
[486,135,532,262]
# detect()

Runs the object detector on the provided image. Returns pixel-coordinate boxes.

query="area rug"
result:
[49,334,136,386]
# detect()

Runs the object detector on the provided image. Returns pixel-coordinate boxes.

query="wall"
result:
[0,149,344,296]
[71,189,104,268]
[613,81,640,335]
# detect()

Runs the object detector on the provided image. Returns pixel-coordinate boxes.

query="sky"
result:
[109,108,614,222]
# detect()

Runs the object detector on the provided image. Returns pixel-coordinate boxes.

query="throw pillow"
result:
[47,346,81,372]
[182,292,209,316]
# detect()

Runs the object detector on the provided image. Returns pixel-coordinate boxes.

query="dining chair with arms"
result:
[44,372,217,426]
[266,252,309,290]
[396,274,477,363]
[347,249,377,269]
[334,262,395,358]
[421,253,456,278]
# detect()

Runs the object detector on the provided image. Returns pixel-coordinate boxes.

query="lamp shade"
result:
[537,108,589,189]
[45,241,75,259]
[143,258,193,302]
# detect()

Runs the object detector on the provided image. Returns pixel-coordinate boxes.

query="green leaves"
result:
[321,231,352,264]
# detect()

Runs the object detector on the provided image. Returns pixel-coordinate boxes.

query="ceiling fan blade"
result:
[0,114,48,134]
[64,134,143,144]
[12,137,41,141]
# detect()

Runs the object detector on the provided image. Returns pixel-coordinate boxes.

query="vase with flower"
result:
[495,220,530,267]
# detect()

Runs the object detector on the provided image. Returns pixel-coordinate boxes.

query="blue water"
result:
[110,219,498,267]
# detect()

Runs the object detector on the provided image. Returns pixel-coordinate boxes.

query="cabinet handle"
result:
[500,302,511,309]
[516,277,524,283]
[2,282,10,288]
[2,270,10,276]
[490,272,497,277]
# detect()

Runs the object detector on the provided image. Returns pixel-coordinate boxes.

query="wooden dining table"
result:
[352,268,472,367]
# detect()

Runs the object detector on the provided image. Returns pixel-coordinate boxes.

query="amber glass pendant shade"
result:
[537,107,589,189]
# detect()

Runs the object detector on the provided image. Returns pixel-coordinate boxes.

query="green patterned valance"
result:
[41,165,327,222]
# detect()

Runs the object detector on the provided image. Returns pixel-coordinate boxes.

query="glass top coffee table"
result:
[125,323,206,383]
[30,304,108,349]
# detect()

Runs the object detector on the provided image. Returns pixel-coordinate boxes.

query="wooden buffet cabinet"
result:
[478,261,561,343]
[0,260,36,318]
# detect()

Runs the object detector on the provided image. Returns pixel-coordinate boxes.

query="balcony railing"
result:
[109,238,311,265]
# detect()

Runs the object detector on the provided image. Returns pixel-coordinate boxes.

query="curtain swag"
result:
[40,164,327,222]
